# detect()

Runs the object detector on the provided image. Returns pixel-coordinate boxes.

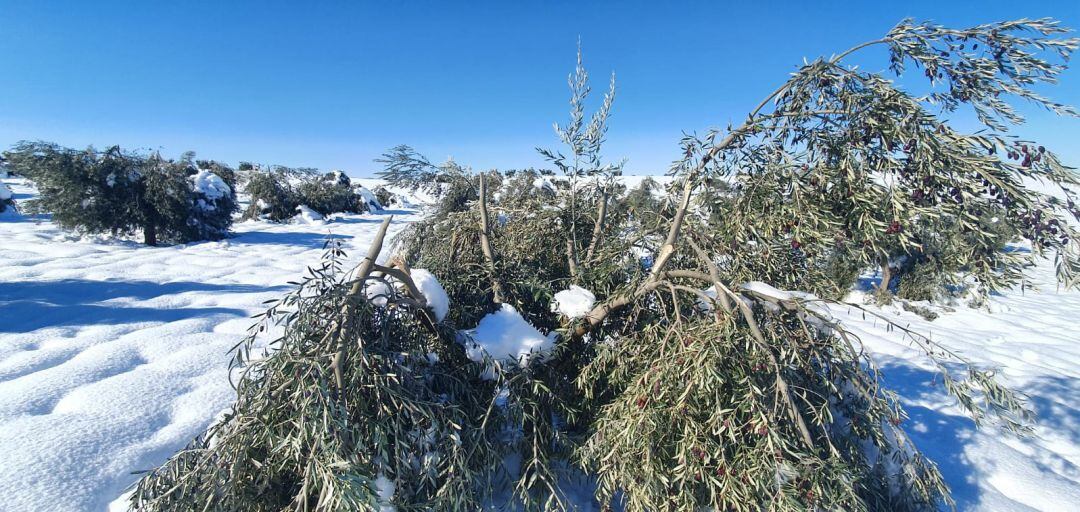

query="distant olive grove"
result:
[3,142,385,245]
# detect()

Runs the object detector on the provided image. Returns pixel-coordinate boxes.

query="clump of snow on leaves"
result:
[410,268,449,322]
[551,285,596,319]
[739,281,795,301]
[364,279,392,307]
[189,170,231,212]
[374,473,397,512]
[468,304,557,364]
[190,170,231,200]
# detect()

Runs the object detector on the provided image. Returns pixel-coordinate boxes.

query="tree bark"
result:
[144,223,157,246]
[566,239,580,281]
[478,173,506,303]
[329,216,393,390]
[877,257,892,295]
[584,189,608,262]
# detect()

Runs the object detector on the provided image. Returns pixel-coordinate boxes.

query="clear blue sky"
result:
[1,1,1078,176]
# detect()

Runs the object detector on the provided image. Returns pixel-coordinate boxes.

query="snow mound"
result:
[364,279,392,307]
[0,182,12,201]
[189,170,231,200]
[293,205,324,224]
[410,269,448,322]
[354,185,383,211]
[470,304,557,363]
[551,285,596,319]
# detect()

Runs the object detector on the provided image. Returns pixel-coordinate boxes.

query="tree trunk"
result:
[877,257,892,294]
[584,190,609,262]
[144,223,157,246]
[478,173,505,303]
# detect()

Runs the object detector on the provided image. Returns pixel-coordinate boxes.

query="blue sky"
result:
[1,1,1078,176]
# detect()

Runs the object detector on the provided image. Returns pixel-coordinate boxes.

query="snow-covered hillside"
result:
[1,175,1079,511]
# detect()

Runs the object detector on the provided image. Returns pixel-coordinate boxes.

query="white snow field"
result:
[2,175,1080,511]
[0,177,421,511]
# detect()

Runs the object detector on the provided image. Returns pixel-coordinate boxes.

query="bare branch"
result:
[478,172,506,303]
[330,216,393,389]
[584,188,609,262]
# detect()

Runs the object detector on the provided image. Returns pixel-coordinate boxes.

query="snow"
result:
[0,182,12,201]
[189,170,230,200]
[468,304,557,364]
[355,185,383,211]
[352,178,437,207]
[695,286,720,312]
[374,473,397,512]
[533,176,556,194]
[293,204,324,224]
[410,269,448,322]
[3,174,1080,511]
[0,176,420,512]
[822,264,1080,510]
[364,279,392,307]
[739,281,794,301]
[551,285,596,319]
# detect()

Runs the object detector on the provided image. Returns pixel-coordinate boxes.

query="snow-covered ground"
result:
[1,175,1079,511]
[836,261,1080,511]
[0,177,421,511]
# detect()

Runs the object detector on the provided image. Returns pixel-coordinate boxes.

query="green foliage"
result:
[1,157,16,213]
[701,18,1080,303]
[372,185,395,208]
[242,168,297,221]
[0,153,15,178]
[6,142,237,245]
[497,169,558,206]
[133,18,1075,512]
[129,240,503,511]
[296,172,366,216]
[243,168,369,221]
[385,35,1042,510]
[377,146,481,216]
[579,319,947,511]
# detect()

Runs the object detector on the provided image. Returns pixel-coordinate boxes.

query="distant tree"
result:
[242,167,299,221]
[7,142,237,245]
[296,171,367,215]
[372,185,395,208]
[184,159,239,242]
[243,167,371,221]
[376,145,464,194]
[376,145,481,214]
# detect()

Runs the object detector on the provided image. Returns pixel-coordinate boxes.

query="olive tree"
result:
[6,142,237,245]
[243,167,373,221]
[129,18,1075,512]
[707,18,1078,302]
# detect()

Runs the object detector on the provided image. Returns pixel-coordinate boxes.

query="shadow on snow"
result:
[226,230,353,247]
[0,279,286,333]
[875,360,1080,510]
